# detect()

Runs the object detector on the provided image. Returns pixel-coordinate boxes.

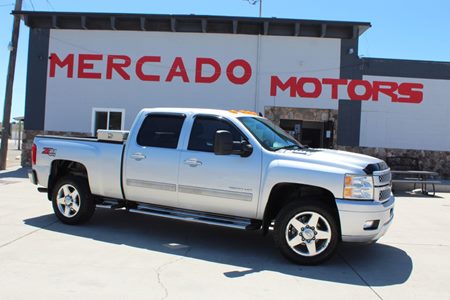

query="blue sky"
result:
[1,0,449,121]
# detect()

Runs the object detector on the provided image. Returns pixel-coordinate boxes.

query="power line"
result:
[45,0,54,11]
[27,0,35,10]
[243,0,262,17]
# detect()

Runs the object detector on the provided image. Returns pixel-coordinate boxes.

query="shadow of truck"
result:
[24,208,412,286]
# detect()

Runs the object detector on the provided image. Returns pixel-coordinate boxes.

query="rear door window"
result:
[137,114,185,149]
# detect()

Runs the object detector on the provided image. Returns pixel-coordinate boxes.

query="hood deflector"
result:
[363,162,389,174]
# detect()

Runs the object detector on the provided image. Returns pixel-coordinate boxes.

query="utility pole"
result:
[259,0,262,18]
[0,0,23,170]
[245,0,263,18]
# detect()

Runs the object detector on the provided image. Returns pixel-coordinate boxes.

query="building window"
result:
[92,108,125,134]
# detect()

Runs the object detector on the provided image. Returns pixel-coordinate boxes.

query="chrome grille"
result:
[373,169,392,186]
[379,189,391,201]
[373,168,392,202]
[374,185,392,202]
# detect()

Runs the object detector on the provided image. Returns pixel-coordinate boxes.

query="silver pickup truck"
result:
[29,108,394,264]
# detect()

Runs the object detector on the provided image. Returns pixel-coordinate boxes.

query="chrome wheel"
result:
[285,211,332,257]
[56,184,80,218]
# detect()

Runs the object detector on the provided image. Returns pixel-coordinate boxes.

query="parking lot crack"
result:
[0,220,59,249]
[338,253,383,300]
[155,246,192,300]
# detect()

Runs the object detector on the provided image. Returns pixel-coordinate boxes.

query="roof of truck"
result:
[142,107,260,118]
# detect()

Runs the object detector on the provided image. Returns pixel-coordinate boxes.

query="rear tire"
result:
[274,200,339,265]
[51,175,95,225]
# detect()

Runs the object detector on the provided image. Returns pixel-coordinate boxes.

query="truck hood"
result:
[274,148,386,175]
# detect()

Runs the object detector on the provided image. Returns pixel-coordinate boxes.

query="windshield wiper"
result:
[274,144,302,151]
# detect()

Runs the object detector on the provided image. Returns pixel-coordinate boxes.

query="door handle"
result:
[131,152,146,161]
[184,158,202,167]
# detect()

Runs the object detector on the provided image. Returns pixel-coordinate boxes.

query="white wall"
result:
[256,35,341,112]
[45,29,450,152]
[360,75,450,151]
[45,29,341,133]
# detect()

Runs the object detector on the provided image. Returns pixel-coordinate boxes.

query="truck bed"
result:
[33,135,125,199]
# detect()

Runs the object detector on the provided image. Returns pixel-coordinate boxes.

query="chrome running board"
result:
[96,200,125,210]
[128,204,261,230]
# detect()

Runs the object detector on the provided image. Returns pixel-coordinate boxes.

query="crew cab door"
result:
[178,115,262,218]
[123,113,185,207]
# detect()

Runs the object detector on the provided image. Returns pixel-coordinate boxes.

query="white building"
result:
[18,11,450,176]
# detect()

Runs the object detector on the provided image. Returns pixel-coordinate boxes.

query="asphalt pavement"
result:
[0,166,449,299]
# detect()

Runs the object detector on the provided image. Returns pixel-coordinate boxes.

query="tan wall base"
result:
[338,146,450,179]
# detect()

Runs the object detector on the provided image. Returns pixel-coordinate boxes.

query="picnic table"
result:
[391,170,441,196]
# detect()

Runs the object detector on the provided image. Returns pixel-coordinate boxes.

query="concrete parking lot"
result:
[1,139,22,169]
[1,167,449,299]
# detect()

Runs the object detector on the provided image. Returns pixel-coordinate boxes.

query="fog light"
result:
[363,220,380,230]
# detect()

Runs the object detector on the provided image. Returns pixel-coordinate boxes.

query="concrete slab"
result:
[0,139,22,169]
[0,170,449,299]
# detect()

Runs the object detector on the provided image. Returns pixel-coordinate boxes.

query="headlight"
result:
[344,174,374,200]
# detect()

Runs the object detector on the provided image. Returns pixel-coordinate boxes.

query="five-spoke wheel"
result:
[285,211,332,257]
[274,201,339,265]
[56,184,81,218]
[52,176,95,224]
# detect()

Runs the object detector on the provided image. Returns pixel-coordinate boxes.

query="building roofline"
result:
[362,57,450,80]
[363,57,450,66]
[13,10,371,39]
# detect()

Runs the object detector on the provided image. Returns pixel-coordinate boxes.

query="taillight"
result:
[31,143,37,165]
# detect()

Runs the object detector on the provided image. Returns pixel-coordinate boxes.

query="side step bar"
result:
[96,200,125,210]
[129,204,261,230]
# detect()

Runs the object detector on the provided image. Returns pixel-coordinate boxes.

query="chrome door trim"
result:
[178,185,252,201]
[126,179,176,192]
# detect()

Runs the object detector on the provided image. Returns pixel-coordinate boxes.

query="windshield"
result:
[238,116,303,151]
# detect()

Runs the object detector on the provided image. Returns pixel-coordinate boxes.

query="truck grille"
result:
[374,169,392,186]
[379,188,391,201]
[373,168,392,202]
[374,185,392,202]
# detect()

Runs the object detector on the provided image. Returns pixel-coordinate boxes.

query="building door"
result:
[280,119,334,148]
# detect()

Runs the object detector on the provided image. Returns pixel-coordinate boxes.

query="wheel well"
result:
[47,160,89,200]
[262,183,341,236]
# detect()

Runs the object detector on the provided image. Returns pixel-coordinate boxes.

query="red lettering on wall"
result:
[322,78,348,99]
[47,52,425,105]
[106,55,131,80]
[372,81,398,102]
[347,80,372,101]
[195,57,221,83]
[166,57,189,82]
[78,54,103,79]
[396,83,424,103]
[136,56,161,81]
[270,76,297,97]
[49,53,74,78]
[226,59,252,85]
[297,77,322,98]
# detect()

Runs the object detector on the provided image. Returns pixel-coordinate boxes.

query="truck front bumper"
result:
[336,195,395,243]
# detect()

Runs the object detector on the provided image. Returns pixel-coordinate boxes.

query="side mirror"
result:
[239,141,253,157]
[214,130,233,155]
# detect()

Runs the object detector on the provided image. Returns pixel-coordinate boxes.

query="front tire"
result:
[51,176,95,225]
[274,201,339,265]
